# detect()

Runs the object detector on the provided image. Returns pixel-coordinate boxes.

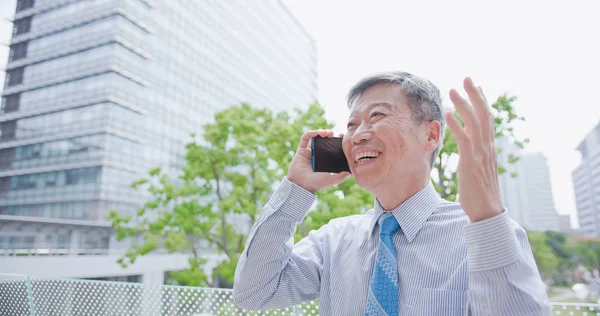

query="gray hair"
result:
[346,71,446,169]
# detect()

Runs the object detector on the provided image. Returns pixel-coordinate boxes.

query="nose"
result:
[352,122,372,144]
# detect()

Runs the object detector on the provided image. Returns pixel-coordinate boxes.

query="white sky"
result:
[1,1,599,228]
[285,0,600,228]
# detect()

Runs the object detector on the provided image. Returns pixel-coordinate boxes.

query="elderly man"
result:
[232,72,551,315]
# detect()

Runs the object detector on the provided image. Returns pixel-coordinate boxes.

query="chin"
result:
[353,173,379,193]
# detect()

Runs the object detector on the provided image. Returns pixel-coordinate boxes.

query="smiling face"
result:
[342,83,441,193]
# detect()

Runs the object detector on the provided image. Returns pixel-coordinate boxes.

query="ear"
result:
[425,120,441,152]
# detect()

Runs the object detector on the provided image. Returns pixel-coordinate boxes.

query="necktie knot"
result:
[379,213,399,236]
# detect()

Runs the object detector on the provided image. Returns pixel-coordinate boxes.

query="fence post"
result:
[26,275,35,316]
[292,304,298,316]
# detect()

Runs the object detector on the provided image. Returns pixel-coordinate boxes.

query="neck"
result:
[374,171,429,211]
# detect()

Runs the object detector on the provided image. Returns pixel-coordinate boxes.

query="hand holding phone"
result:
[286,130,351,193]
[311,136,350,173]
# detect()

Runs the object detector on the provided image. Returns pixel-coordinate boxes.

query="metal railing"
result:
[0,248,197,257]
[0,273,597,315]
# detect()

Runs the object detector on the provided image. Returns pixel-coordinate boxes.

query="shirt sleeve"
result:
[232,177,327,311]
[464,211,552,315]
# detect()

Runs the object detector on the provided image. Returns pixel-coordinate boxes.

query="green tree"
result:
[108,102,370,286]
[433,94,529,200]
[545,231,571,262]
[568,238,600,272]
[527,231,561,279]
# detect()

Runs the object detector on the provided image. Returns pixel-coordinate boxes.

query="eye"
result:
[370,112,385,119]
[347,122,356,129]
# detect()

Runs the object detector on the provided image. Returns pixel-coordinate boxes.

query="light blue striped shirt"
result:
[233,177,552,315]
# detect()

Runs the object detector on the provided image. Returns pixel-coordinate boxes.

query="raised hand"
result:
[445,77,504,222]
[287,130,351,193]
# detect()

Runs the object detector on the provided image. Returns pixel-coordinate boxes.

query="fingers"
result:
[445,111,473,157]
[478,86,487,103]
[449,89,482,146]
[298,131,318,149]
[318,129,334,138]
[478,86,495,142]
[297,129,337,150]
[463,78,493,143]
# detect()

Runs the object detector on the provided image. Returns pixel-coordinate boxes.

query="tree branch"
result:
[436,159,448,199]
[196,225,228,255]
[209,158,224,202]
[209,157,229,257]
[236,234,245,255]
[251,163,258,208]
[189,236,199,259]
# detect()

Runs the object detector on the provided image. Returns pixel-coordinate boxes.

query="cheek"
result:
[390,138,407,158]
[377,125,404,147]
[342,138,352,157]
[380,130,409,162]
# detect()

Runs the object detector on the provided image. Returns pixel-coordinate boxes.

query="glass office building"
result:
[0,0,317,255]
[572,121,600,236]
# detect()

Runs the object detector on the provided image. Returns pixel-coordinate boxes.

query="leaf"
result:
[433,94,527,199]
[148,167,162,177]
[108,102,346,286]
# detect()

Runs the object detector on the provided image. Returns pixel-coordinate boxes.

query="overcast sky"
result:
[1,1,599,228]
[286,0,600,228]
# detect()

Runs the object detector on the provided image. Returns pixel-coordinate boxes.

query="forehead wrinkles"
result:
[351,101,392,115]
[349,99,409,121]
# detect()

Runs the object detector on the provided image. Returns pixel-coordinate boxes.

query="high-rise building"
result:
[572,121,600,236]
[497,137,560,232]
[558,214,577,235]
[0,0,317,283]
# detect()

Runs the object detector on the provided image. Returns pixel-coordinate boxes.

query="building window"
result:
[7,167,100,190]
[66,167,99,185]
[23,236,35,248]
[0,148,15,169]
[5,68,24,87]
[2,94,21,113]
[13,17,32,36]
[0,177,10,194]
[9,42,28,62]
[0,120,17,139]
[45,172,57,187]
[16,0,35,12]
[57,234,69,248]
[0,235,36,249]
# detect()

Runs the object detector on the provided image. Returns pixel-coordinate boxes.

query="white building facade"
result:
[572,121,600,236]
[0,0,317,284]
[497,137,560,232]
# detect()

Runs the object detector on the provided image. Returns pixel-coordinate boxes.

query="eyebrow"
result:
[349,102,393,116]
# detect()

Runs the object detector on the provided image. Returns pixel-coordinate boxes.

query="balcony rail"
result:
[0,273,596,315]
[0,248,195,257]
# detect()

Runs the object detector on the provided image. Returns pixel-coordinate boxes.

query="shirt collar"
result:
[368,181,441,243]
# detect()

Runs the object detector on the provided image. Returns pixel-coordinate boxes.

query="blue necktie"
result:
[365,212,400,316]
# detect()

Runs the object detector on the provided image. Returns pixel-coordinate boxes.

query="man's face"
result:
[342,83,438,192]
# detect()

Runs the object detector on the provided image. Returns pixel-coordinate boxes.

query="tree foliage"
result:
[109,94,595,288]
[433,93,529,200]
[108,102,372,286]
[527,231,562,279]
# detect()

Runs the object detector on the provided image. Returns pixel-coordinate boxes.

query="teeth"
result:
[354,151,379,162]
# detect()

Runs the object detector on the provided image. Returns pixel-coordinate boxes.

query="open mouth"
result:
[354,151,380,164]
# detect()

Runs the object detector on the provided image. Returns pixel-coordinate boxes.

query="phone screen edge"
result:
[311,137,315,172]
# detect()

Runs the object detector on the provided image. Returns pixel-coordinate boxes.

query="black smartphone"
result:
[311,136,350,173]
